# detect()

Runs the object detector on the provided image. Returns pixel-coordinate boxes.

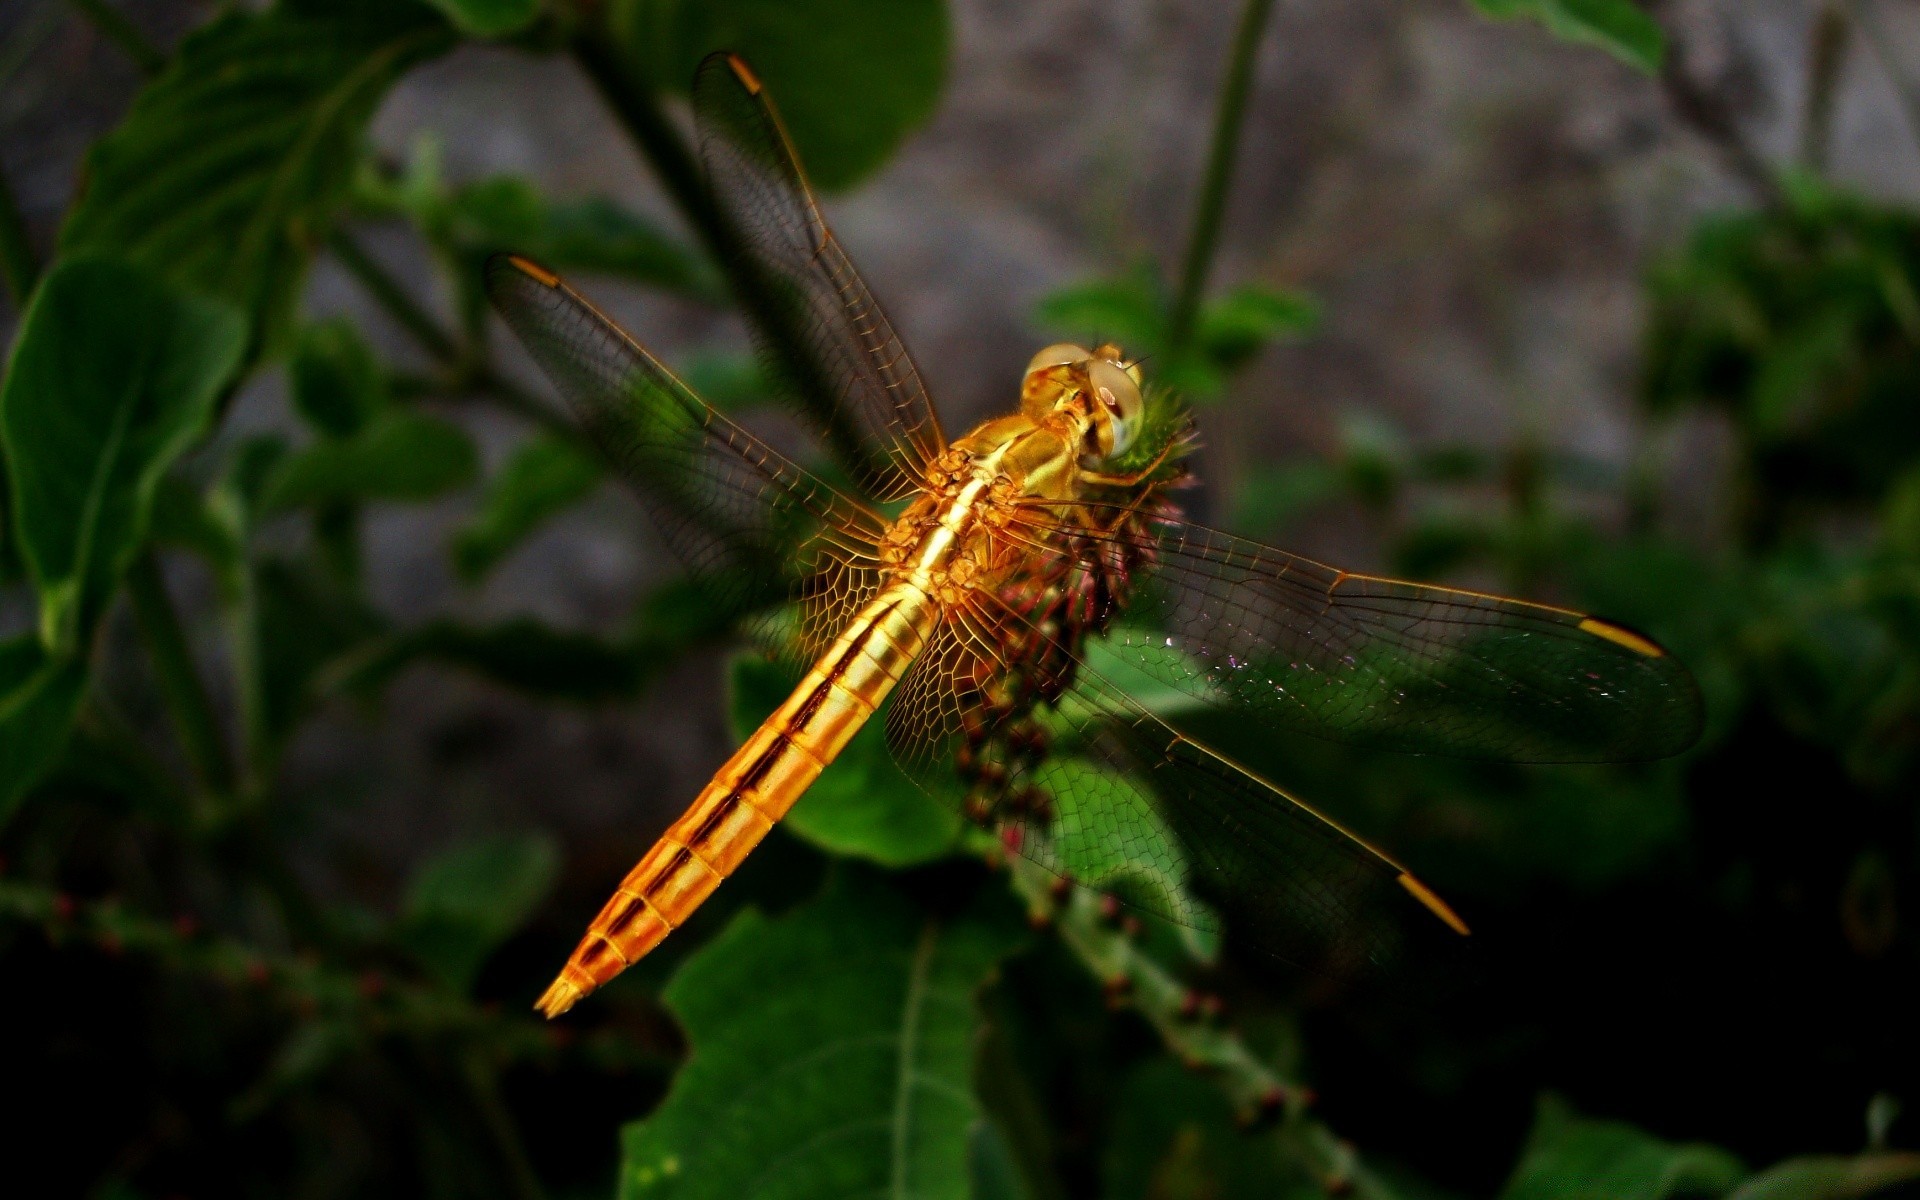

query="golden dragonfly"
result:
[487,53,1703,1018]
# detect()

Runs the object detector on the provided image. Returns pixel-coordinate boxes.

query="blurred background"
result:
[3,0,1919,1197]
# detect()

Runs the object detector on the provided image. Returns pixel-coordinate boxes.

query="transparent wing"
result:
[1009,503,1704,763]
[693,52,947,503]
[882,590,1469,983]
[485,255,888,659]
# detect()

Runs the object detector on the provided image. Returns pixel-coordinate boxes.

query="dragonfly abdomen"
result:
[534,585,937,1017]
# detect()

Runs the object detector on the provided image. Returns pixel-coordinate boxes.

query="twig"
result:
[0,156,38,308]
[1169,0,1277,352]
[1799,1,1851,174]
[1660,32,1785,205]
[464,1054,553,1200]
[64,0,165,77]
[329,230,460,364]
[0,876,668,1075]
[126,551,235,797]
[1847,0,1920,161]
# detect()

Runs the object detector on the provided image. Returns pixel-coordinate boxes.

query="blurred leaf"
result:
[252,557,386,753]
[1228,460,1342,537]
[0,635,89,822]
[421,0,538,37]
[290,318,386,438]
[1500,1095,1745,1200]
[1727,1153,1920,1200]
[148,475,246,600]
[341,618,647,703]
[59,3,453,345]
[1196,284,1317,373]
[1469,0,1665,73]
[623,0,950,191]
[618,868,1023,1199]
[0,257,245,656]
[400,833,560,992]
[677,351,773,412]
[263,411,478,511]
[729,654,962,868]
[1035,267,1168,356]
[447,177,720,299]
[452,434,600,582]
[969,1120,1032,1200]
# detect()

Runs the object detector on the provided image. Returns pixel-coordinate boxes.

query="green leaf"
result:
[0,257,245,656]
[446,177,720,299]
[0,635,89,822]
[421,0,539,37]
[623,0,951,191]
[452,434,600,582]
[251,557,386,755]
[618,868,1024,1200]
[1500,1096,1746,1200]
[399,832,560,992]
[1727,1153,1920,1200]
[1196,284,1318,372]
[1468,0,1666,73]
[263,411,478,511]
[1104,1059,1314,1200]
[1034,268,1168,357]
[290,318,386,438]
[59,3,453,344]
[728,654,962,868]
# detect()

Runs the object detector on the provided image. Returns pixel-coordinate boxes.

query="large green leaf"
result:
[451,434,600,582]
[0,635,89,822]
[619,868,1024,1200]
[620,0,950,190]
[729,654,961,868]
[1468,0,1665,74]
[399,832,560,992]
[1500,1096,1746,1200]
[262,411,478,511]
[0,257,245,655]
[59,2,454,343]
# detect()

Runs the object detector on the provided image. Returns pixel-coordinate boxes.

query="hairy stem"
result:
[127,552,235,797]
[65,0,165,76]
[1169,0,1277,353]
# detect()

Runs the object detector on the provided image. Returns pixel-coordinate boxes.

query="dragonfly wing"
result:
[880,591,1467,982]
[486,255,888,659]
[692,52,947,503]
[1009,506,1703,763]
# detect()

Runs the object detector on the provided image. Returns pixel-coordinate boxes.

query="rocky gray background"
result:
[5,0,1919,914]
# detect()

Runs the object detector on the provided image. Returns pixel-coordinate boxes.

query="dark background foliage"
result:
[2,0,1919,1197]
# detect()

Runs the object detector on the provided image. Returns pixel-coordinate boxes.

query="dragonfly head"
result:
[1020,342,1145,461]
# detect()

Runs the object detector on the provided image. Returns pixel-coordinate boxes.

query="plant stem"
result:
[464,1054,551,1200]
[1169,0,1277,353]
[1799,1,1851,174]
[127,552,235,797]
[570,35,722,252]
[64,0,165,76]
[1660,36,1784,206]
[1847,0,1920,160]
[0,157,38,308]
[329,230,460,364]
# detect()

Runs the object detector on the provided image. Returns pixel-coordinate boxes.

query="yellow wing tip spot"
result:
[1398,873,1471,936]
[505,255,560,288]
[534,976,582,1019]
[1578,617,1665,658]
[726,54,763,93]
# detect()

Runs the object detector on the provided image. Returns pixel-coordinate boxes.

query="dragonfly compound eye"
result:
[1087,357,1143,458]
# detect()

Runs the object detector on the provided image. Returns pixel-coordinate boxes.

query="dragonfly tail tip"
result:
[535,977,583,1019]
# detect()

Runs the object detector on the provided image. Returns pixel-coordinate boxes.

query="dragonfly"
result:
[487,53,1703,1018]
